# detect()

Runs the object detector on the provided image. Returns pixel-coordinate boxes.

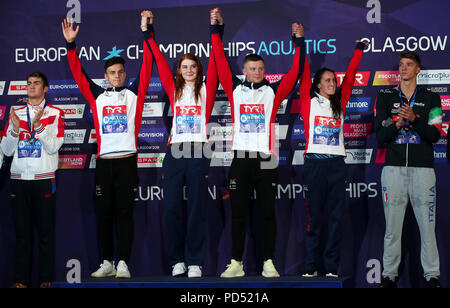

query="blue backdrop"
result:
[1,0,449,288]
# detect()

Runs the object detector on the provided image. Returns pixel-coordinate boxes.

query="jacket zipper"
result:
[406,143,409,167]
[404,93,410,167]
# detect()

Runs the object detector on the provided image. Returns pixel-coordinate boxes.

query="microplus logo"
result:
[418,70,450,85]
[64,129,87,144]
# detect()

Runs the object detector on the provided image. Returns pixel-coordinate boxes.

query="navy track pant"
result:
[303,156,346,272]
[162,143,209,267]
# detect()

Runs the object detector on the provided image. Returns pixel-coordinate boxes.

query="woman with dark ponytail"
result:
[298,39,369,278]
[311,68,343,119]
[142,10,219,278]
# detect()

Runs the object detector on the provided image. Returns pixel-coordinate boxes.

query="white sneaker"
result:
[115,260,131,279]
[91,260,116,278]
[262,259,280,278]
[187,265,202,278]
[172,262,187,276]
[220,259,245,278]
[326,271,339,278]
[302,270,318,278]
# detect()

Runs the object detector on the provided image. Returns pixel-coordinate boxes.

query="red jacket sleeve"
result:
[134,31,154,138]
[272,37,305,113]
[205,41,219,125]
[66,42,104,142]
[145,26,175,107]
[299,49,312,116]
[340,43,365,114]
[210,25,238,123]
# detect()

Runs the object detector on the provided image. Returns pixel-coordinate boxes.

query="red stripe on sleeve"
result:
[211,33,235,123]
[67,48,102,157]
[147,35,175,106]
[340,48,363,114]
[269,44,302,153]
[272,45,301,112]
[205,46,218,125]
[135,37,154,142]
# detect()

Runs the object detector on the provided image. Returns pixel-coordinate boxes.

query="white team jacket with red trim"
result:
[299,42,365,156]
[211,24,304,156]
[1,100,65,180]
[169,85,209,144]
[146,25,218,145]
[66,31,153,158]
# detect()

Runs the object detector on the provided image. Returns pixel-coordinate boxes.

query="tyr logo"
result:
[241,104,264,114]
[178,106,199,115]
[316,116,340,127]
[104,106,126,115]
[20,131,32,140]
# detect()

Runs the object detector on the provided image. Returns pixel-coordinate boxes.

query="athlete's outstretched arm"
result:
[141,10,176,105]
[62,18,104,136]
[210,9,241,110]
[340,40,369,114]
[271,23,305,110]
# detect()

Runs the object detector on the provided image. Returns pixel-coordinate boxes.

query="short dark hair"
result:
[104,57,126,71]
[398,51,421,67]
[27,71,49,87]
[243,53,264,66]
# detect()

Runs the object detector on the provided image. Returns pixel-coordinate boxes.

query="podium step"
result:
[52,275,351,288]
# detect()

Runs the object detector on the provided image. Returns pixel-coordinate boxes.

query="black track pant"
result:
[11,179,56,286]
[228,151,278,261]
[95,155,138,263]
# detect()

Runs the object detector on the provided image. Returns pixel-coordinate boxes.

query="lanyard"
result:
[399,87,417,126]
[26,99,46,143]
[399,87,417,108]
